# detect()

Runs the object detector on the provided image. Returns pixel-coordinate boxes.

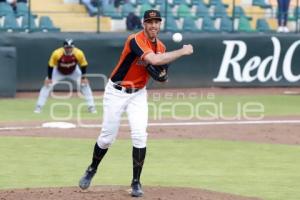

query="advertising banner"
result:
[0,33,299,90]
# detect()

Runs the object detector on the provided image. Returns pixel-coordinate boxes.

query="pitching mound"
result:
[0,186,261,200]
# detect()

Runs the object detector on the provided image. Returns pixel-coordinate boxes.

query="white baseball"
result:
[172,32,183,43]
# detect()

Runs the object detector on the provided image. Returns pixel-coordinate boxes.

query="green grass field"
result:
[1,137,300,200]
[0,94,299,121]
[1,94,300,200]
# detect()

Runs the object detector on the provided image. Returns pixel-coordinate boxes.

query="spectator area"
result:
[31,0,111,32]
[0,0,110,32]
[1,0,300,32]
[82,0,300,32]
[0,1,61,32]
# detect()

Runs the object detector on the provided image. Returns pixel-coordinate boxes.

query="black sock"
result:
[90,143,108,170]
[132,146,146,183]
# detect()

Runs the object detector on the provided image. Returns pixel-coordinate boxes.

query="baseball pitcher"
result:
[79,10,193,197]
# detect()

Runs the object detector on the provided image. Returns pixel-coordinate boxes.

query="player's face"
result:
[64,47,73,55]
[143,19,161,41]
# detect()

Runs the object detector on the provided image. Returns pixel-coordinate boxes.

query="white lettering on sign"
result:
[213,37,300,83]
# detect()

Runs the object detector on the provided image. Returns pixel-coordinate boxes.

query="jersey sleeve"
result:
[156,39,166,53]
[129,36,153,60]
[159,41,166,53]
[75,49,88,67]
[48,50,59,67]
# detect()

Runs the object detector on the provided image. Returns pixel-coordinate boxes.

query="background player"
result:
[34,39,96,114]
[79,10,193,197]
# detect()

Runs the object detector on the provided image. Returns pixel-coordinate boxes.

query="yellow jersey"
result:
[48,47,88,75]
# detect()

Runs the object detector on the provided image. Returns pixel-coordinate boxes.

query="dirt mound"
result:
[0,186,261,200]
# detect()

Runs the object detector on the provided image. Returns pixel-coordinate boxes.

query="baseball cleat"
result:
[34,106,42,114]
[79,166,97,190]
[88,106,97,114]
[131,179,144,197]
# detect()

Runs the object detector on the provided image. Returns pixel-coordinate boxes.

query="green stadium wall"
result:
[0,47,16,97]
[0,32,300,94]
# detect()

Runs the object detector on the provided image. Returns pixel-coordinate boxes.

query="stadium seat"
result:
[21,15,39,32]
[190,0,206,6]
[201,16,219,32]
[238,16,254,32]
[233,6,252,20]
[102,4,122,19]
[0,2,14,17]
[135,0,151,6]
[39,16,60,32]
[0,14,20,32]
[172,0,188,6]
[252,0,272,9]
[154,0,165,6]
[208,0,228,7]
[195,2,210,18]
[182,16,200,32]
[219,16,233,32]
[139,3,153,17]
[164,16,181,32]
[177,4,193,18]
[16,2,29,17]
[256,18,272,32]
[121,3,135,17]
[159,3,174,17]
[213,4,228,18]
[293,7,300,21]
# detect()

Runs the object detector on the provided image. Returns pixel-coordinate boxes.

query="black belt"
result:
[112,83,140,94]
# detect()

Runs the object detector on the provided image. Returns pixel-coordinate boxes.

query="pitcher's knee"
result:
[97,135,114,149]
[131,134,147,148]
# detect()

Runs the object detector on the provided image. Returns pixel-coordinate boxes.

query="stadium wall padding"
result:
[0,47,16,97]
[0,32,300,93]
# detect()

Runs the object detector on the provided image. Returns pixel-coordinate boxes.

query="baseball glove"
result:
[146,64,169,82]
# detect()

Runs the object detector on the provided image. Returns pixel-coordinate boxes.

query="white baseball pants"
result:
[97,80,148,149]
[36,66,95,108]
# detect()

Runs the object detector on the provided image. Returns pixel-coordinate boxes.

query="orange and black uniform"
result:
[110,31,166,89]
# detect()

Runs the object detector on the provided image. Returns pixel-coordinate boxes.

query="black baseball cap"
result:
[63,39,74,48]
[143,10,162,22]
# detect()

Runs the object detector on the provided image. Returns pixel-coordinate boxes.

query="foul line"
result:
[81,119,300,128]
[0,126,43,131]
[1,120,300,131]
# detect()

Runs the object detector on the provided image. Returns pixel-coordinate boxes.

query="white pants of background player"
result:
[36,65,95,110]
[97,80,148,149]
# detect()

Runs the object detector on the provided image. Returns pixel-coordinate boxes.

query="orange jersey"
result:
[110,31,166,88]
[48,47,88,75]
